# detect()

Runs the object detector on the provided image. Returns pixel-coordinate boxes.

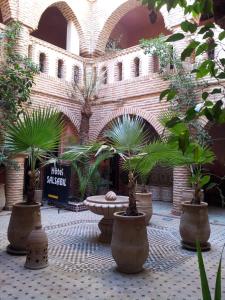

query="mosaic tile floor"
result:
[0,202,225,300]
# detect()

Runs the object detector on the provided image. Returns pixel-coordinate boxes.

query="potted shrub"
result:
[5,108,63,254]
[140,120,215,251]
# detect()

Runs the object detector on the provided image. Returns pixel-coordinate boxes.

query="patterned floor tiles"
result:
[0,202,225,300]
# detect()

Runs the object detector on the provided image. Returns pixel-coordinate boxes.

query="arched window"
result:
[101,67,107,84]
[57,59,64,78]
[134,57,140,77]
[39,53,46,73]
[73,65,80,83]
[207,38,215,60]
[153,55,159,73]
[117,62,123,81]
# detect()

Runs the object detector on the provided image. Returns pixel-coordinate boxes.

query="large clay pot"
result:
[7,202,41,255]
[111,212,149,274]
[136,192,153,225]
[180,201,211,251]
[0,184,6,211]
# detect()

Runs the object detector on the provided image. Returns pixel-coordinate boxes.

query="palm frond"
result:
[104,115,148,154]
[5,108,64,154]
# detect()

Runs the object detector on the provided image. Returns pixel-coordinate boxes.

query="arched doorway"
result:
[31,6,67,49]
[97,115,173,201]
[205,123,225,207]
[106,6,171,51]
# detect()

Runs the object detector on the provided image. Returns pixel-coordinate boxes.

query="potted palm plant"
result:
[138,120,215,251]
[5,108,63,254]
[97,115,175,273]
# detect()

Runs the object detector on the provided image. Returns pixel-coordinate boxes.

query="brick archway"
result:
[94,0,172,55]
[55,104,80,134]
[91,107,164,141]
[31,1,87,54]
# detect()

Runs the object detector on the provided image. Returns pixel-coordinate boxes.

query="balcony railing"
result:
[29,37,84,83]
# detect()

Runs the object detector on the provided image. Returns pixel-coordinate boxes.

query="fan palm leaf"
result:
[4,108,64,204]
[104,115,148,154]
[5,108,63,156]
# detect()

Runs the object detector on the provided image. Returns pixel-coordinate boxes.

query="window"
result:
[73,65,80,83]
[39,53,46,73]
[57,59,63,78]
[101,67,107,84]
[153,55,159,73]
[134,57,140,77]
[117,62,122,81]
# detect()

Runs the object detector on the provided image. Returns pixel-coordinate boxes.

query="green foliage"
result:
[0,21,39,131]
[5,108,64,172]
[197,241,224,300]
[141,0,225,126]
[72,152,112,200]
[104,115,148,156]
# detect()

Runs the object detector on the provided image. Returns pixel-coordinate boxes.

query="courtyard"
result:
[0,202,225,300]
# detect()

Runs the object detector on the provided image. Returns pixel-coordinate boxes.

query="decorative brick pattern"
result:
[5,155,26,209]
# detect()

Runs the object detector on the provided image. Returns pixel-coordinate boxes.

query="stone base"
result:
[181,241,211,252]
[98,218,113,243]
[7,244,27,256]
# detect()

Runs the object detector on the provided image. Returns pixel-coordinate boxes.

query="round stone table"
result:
[84,193,128,243]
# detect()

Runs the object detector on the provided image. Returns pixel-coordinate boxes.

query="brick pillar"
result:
[172,167,190,215]
[5,155,26,210]
[14,24,30,56]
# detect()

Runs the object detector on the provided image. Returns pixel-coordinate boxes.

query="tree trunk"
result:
[27,171,36,205]
[126,171,138,216]
[79,101,92,145]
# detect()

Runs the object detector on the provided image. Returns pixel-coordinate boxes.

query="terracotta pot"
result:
[136,192,153,225]
[7,202,41,255]
[111,212,149,274]
[34,189,43,204]
[0,184,6,211]
[25,225,48,270]
[179,201,211,251]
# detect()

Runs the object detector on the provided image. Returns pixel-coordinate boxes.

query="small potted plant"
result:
[5,108,63,254]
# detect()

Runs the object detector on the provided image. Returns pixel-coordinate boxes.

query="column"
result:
[5,154,26,210]
[172,166,190,215]
[66,20,80,55]
[14,24,30,56]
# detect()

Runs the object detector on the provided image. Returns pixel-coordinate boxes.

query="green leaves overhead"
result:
[160,89,177,101]
[181,21,197,33]
[166,33,185,42]
[218,31,225,41]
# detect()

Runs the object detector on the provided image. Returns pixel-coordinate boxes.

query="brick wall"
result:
[1,0,219,213]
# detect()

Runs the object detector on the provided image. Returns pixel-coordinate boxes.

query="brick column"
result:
[14,24,30,56]
[172,167,190,215]
[5,155,26,210]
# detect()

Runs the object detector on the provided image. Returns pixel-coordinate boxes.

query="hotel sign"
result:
[43,163,71,204]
